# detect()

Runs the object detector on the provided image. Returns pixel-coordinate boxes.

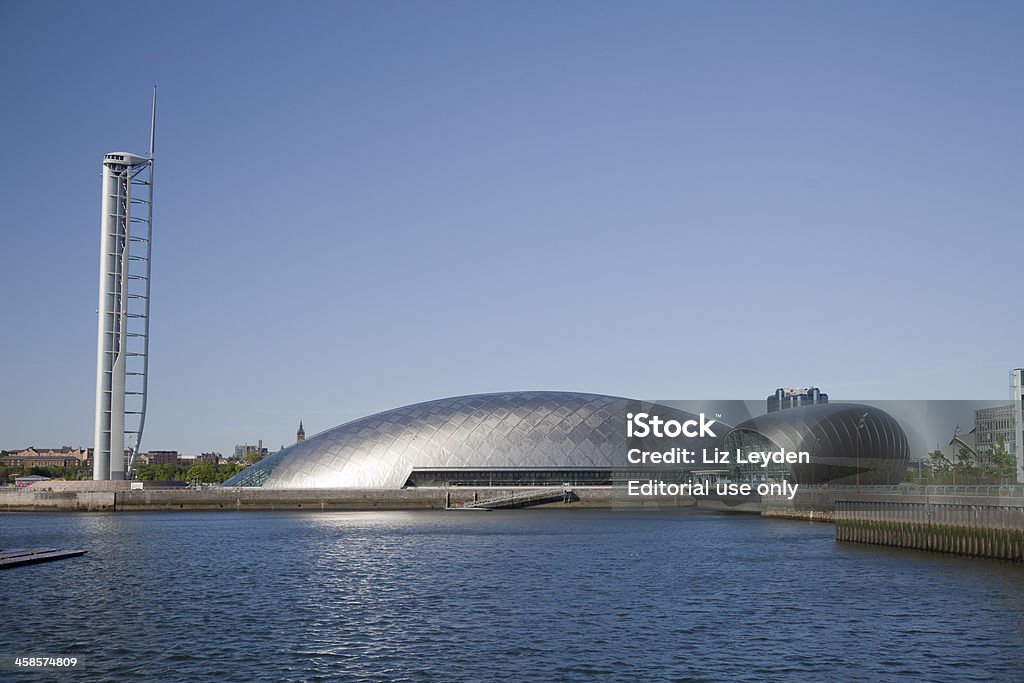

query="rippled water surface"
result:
[2,510,1023,682]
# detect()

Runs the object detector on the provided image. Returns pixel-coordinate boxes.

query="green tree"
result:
[984,437,1017,482]
[952,447,982,483]
[133,464,155,480]
[925,449,952,483]
[132,463,181,481]
[158,464,179,480]
[0,465,22,484]
[219,463,246,482]
[185,464,218,484]
[243,448,264,465]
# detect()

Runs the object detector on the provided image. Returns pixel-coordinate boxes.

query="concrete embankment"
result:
[763,485,1024,562]
[0,484,697,512]
[0,489,118,511]
[695,495,762,514]
[834,494,1024,561]
[762,486,842,522]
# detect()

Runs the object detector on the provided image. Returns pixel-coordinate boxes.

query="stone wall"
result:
[835,495,1024,561]
[0,485,694,512]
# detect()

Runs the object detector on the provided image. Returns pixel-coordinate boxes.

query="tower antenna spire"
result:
[149,85,157,159]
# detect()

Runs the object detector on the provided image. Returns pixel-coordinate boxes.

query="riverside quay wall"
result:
[0,483,698,512]
[764,485,1024,562]
[835,493,1024,561]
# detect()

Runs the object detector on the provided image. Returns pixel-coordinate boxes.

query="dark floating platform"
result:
[0,548,87,569]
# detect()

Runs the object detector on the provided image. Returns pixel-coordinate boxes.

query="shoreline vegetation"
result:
[0,462,247,485]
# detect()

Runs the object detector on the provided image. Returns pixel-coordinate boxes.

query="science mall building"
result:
[225,391,909,489]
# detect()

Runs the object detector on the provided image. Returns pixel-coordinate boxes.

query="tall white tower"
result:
[93,89,156,481]
[1013,368,1024,484]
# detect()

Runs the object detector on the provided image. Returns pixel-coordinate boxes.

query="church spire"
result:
[297,421,305,443]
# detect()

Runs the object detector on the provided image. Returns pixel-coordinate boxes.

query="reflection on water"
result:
[1,510,1022,682]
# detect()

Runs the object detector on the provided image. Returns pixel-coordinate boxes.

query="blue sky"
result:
[1,0,1022,455]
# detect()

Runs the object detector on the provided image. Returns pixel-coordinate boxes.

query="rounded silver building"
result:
[225,391,725,489]
[723,402,910,485]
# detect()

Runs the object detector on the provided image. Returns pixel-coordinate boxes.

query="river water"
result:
[1,510,1022,682]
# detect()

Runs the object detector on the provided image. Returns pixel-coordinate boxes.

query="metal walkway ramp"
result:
[460,486,568,510]
[0,548,88,569]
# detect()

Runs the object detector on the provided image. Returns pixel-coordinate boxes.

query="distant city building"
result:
[234,441,269,461]
[2,447,93,469]
[198,452,221,465]
[973,405,1015,458]
[947,430,979,464]
[1014,369,1024,483]
[767,387,828,413]
[146,450,179,466]
[297,421,305,443]
[947,371,1024,481]
[14,475,51,488]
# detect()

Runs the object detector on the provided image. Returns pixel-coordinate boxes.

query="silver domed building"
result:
[723,403,909,485]
[225,391,725,489]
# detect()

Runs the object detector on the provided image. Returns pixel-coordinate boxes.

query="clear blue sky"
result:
[1,0,1022,455]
